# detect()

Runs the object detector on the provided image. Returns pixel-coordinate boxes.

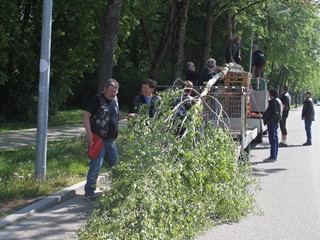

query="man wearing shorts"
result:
[252,45,266,90]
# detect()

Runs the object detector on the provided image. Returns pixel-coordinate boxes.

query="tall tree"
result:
[98,0,123,92]
[140,2,176,80]
[200,0,215,69]
[171,0,190,82]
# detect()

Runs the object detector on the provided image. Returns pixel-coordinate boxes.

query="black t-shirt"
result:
[186,70,199,86]
[253,50,266,67]
[85,95,119,139]
[199,67,216,86]
[280,93,290,111]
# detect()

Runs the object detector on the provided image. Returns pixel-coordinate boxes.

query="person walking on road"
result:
[83,79,120,201]
[262,89,282,162]
[279,85,291,147]
[302,91,315,146]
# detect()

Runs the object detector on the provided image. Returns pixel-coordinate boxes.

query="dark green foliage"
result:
[1,0,320,122]
[78,89,258,239]
[0,0,104,121]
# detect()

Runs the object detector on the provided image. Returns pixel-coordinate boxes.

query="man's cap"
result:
[252,45,258,48]
[304,91,312,95]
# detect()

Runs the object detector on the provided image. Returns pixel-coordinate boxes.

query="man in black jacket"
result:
[302,91,315,146]
[252,45,266,90]
[199,58,220,86]
[83,79,120,201]
[128,79,161,118]
[279,86,291,147]
[262,89,282,162]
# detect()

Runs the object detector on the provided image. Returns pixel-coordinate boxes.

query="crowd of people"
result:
[80,37,315,199]
[262,87,314,162]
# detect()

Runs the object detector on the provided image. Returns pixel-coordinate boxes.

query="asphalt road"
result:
[197,106,320,240]
[1,108,320,239]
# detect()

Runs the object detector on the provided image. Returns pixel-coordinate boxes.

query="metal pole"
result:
[248,33,254,73]
[35,0,53,182]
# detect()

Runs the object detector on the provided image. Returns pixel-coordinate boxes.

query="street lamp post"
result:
[35,0,53,182]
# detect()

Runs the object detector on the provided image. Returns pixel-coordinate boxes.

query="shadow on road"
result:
[251,167,287,177]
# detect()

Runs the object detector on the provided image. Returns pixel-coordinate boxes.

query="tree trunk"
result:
[98,0,123,93]
[276,64,284,90]
[267,60,275,90]
[200,0,215,69]
[144,4,176,81]
[225,12,234,64]
[171,0,190,82]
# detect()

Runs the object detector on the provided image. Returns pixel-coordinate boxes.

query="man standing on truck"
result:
[252,45,266,90]
[199,58,218,86]
[279,86,291,147]
[262,89,282,162]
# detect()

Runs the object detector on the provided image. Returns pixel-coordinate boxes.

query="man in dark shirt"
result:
[262,89,282,162]
[279,85,291,147]
[128,79,161,118]
[83,79,120,201]
[225,36,242,64]
[185,62,199,86]
[301,91,315,146]
[199,58,220,86]
[252,45,266,90]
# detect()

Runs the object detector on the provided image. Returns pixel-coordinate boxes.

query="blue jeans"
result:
[84,139,118,196]
[304,119,312,144]
[267,122,279,160]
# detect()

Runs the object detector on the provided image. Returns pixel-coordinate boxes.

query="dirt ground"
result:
[0,198,40,219]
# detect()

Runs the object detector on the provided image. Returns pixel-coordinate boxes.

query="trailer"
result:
[247,78,269,143]
[202,85,257,157]
[159,64,261,157]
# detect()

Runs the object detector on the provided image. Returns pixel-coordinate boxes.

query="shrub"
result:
[78,89,258,239]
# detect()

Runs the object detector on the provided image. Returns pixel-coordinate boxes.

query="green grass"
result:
[0,109,83,133]
[0,136,111,212]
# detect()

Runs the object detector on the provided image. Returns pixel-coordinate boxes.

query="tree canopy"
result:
[0,0,319,121]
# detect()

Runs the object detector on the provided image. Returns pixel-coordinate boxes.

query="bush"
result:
[78,89,258,239]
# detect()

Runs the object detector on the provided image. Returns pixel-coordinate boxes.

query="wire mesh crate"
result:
[201,86,248,134]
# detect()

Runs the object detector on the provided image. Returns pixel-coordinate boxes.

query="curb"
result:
[0,173,109,230]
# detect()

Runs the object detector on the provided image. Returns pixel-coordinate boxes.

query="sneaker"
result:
[279,142,288,147]
[263,157,277,162]
[85,195,96,202]
[302,142,312,146]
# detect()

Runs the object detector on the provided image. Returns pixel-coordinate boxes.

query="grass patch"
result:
[0,109,83,133]
[48,109,83,127]
[0,136,101,207]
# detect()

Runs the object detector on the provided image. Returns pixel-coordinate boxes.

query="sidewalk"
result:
[0,120,127,237]
[0,174,111,239]
[0,124,84,150]
[0,120,127,150]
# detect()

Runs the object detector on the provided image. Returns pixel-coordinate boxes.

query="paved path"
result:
[197,107,320,240]
[0,178,110,239]
[0,124,85,150]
